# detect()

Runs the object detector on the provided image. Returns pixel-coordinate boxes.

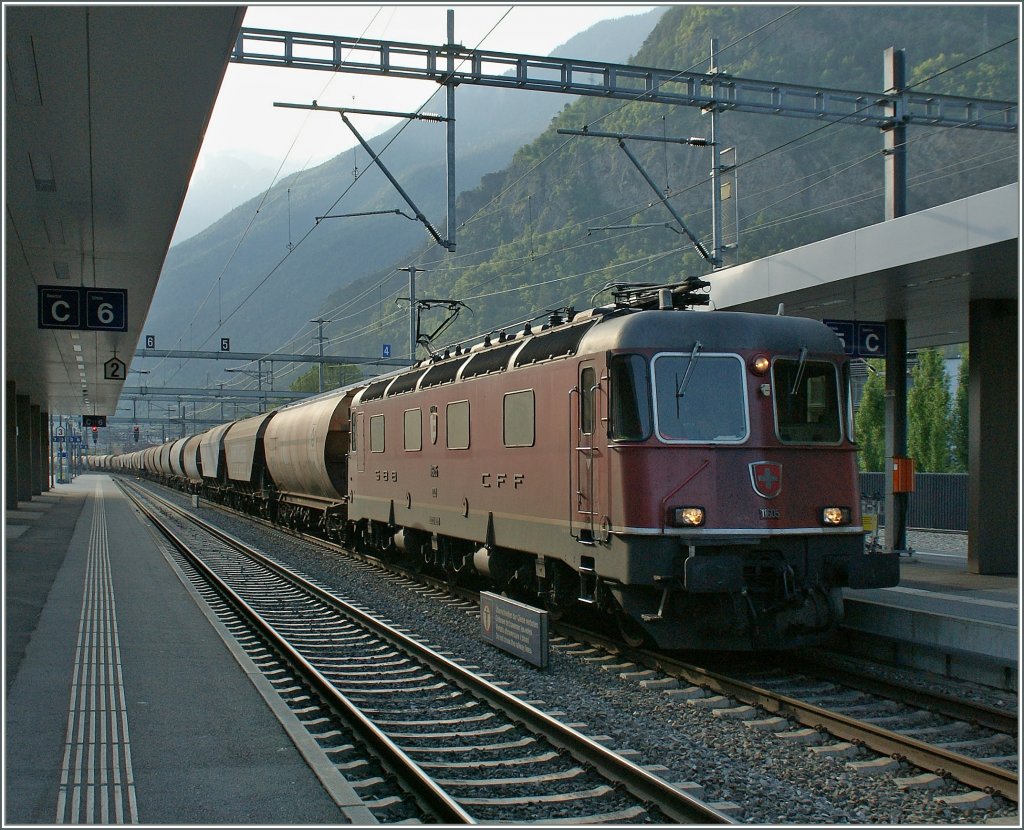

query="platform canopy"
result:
[5,5,245,420]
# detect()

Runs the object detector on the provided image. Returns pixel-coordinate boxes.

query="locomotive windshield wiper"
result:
[790,346,808,396]
[675,341,703,413]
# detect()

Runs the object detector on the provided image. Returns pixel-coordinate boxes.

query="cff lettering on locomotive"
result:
[107,279,898,650]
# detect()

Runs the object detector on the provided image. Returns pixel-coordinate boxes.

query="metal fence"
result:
[859,472,968,532]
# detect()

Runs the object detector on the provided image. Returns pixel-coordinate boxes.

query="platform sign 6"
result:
[38,286,127,331]
[85,289,127,331]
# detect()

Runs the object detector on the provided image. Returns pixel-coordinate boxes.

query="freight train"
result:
[97,282,899,650]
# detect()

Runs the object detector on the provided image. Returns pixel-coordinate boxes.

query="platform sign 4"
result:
[823,319,887,358]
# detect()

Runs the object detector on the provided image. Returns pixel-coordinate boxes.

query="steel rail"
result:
[125,479,732,825]
[610,641,1019,803]
[782,652,1018,736]
[116,479,475,825]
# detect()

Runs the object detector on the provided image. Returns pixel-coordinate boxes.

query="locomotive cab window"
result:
[652,352,747,443]
[773,358,842,444]
[404,408,422,451]
[370,414,385,453]
[503,389,535,447]
[610,354,652,441]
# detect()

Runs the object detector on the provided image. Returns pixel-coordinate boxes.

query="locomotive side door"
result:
[572,361,606,544]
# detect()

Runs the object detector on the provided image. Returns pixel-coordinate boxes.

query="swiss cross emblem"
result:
[749,461,782,499]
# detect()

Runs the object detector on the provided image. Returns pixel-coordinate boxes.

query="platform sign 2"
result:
[823,319,887,358]
[38,286,127,332]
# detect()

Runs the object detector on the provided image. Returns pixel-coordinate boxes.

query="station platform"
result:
[6,478,1017,824]
[4,474,374,825]
[837,531,1019,692]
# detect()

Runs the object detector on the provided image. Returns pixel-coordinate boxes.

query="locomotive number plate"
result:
[759,507,780,519]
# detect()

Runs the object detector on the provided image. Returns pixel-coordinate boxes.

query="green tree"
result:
[289,363,363,393]
[950,347,969,472]
[907,348,952,472]
[855,359,886,471]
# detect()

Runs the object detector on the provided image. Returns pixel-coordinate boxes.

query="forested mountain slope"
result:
[140,10,665,388]
[311,4,1015,374]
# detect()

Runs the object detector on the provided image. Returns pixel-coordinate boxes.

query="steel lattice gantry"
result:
[231,28,1017,132]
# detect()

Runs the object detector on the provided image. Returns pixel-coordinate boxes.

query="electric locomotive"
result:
[345,283,899,650]
[111,280,898,651]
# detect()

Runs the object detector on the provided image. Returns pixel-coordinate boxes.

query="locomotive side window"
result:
[652,353,747,443]
[610,354,652,441]
[404,408,422,451]
[370,414,385,453]
[503,389,535,447]
[580,367,596,434]
[772,359,842,444]
[446,400,470,449]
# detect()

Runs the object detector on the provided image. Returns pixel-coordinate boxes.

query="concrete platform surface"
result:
[4,474,371,824]
[840,531,1018,690]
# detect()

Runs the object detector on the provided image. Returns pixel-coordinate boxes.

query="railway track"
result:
[117,478,730,825]
[552,622,1019,806]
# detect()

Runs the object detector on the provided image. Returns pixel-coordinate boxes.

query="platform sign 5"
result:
[38,286,127,331]
[823,320,856,355]
[823,319,887,358]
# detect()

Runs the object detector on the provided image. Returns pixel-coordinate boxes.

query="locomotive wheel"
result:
[616,612,649,648]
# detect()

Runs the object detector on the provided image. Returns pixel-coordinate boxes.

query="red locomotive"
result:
[108,282,898,650]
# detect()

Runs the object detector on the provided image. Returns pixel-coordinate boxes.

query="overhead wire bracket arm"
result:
[273,101,450,122]
[315,209,417,224]
[276,101,455,251]
[615,137,715,265]
[559,127,716,265]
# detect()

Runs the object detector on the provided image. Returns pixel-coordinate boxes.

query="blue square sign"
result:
[857,322,887,358]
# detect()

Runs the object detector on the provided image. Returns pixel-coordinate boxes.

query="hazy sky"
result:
[191,3,660,176]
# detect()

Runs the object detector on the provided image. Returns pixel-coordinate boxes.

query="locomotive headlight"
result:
[670,506,706,527]
[821,506,852,526]
[750,354,770,375]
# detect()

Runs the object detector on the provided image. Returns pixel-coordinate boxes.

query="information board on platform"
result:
[479,592,549,668]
